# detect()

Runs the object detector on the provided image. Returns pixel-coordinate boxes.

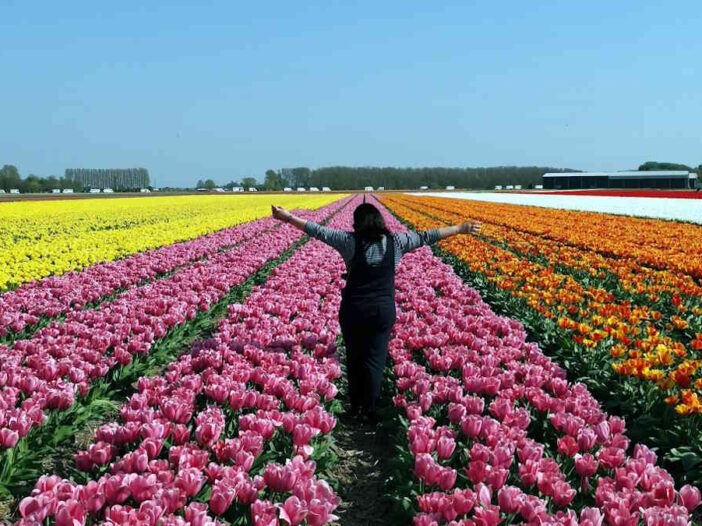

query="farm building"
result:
[543,171,699,190]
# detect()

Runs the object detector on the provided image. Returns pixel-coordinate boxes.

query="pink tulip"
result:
[210,485,235,516]
[264,464,298,493]
[497,485,523,514]
[55,499,86,526]
[552,480,576,507]
[679,484,701,511]
[278,496,307,525]
[438,468,457,491]
[129,473,156,502]
[575,453,599,478]
[306,498,338,526]
[461,415,482,438]
[580,507,604,526]
[436,436,456,460]
[0,428,19,448]
[19,495,50,521]
[175,467,204,497]
[473,504,501,526]
[594,421,610,443]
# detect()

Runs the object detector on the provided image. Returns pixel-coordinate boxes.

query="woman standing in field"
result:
[272,201,480,423]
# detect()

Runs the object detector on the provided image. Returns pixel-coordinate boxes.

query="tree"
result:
[196,179,205,189]
[264,170,282,191]
[241,177,257,189]
[204,179,216,190]
[290,167,311,188]
[0,164,21,191]
[46,176,60,190]
[21,174,42,193]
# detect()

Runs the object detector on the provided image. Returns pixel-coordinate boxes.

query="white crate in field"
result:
[283,187,292,192]
[297,187,306,192]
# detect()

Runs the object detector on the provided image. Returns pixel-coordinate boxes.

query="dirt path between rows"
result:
[328,354,397,526]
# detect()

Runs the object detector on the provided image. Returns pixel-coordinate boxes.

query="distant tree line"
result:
[257,166,580,191]
[66,168,149,190]
[1,165,153,193]
[196,177,259,190]
[638,161,697,172]
[0,164,83,193]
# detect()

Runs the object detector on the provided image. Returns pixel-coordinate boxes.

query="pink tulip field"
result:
[1,193,700,525]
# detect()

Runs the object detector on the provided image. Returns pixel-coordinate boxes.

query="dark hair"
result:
[353,203,389,241]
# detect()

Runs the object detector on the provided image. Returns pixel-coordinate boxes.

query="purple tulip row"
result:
[0,198,352,449]
[0,214,282,339]
[16,197,360,525]
[366,200,701,526]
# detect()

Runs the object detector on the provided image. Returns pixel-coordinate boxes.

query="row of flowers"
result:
[15,196,360,525]
[368,198,701,525]
[0,194,342,292]
[382,195,702,415]
[0,214,279,340]
[397,194,702,279]
[0,198,351,450]
[395,195,702,323]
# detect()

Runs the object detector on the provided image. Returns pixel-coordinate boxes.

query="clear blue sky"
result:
[1,1,700,187]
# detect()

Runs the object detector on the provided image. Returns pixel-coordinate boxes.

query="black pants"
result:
[339,299,396,415]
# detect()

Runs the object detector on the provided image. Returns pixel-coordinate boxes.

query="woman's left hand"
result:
[459,221,481,235]
[272,205,291,222]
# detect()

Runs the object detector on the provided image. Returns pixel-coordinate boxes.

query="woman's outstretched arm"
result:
[396,221,481,255]
[272,205,308,231]
[271,205,355,262]
[436,221,481,240]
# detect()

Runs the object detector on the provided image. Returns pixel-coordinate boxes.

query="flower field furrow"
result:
[368,199,700,525]
[0,194,343,291]
[0,198,350,452]
[0,215,279,342]
[14,198,360,526]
